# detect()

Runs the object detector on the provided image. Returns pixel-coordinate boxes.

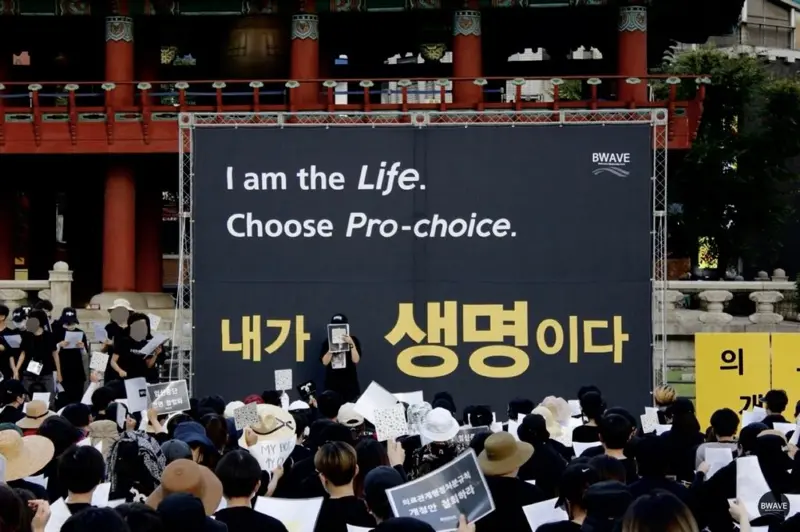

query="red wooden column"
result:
[105,15,135,106]
[618,5,648,104]
[452,10,483,106]
[102,167,136,292]
[290,13,320,109]
[136,183,162,293]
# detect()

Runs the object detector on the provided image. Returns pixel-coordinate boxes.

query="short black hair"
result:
[115,503,165,532]
[62,403,92,428]
[261,390,282,407]
[59,445,106,494]
[61,508,131,532]
[710,408,739,438]
[28,309,48,327]
[580,392,605,421]
[318,390,344,420]
[34,300,53,312]
[578,386,602,400]
[764,390,789,414]
[599,414,632,450]
[0,305,9,318]
[588,454,626,483]
[215,449,262,498]
[292,411,309,438]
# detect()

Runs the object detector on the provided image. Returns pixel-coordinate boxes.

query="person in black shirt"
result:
[597,413,638,483]
[54,308,88,406]
[0,379,27,424]
[102,299,135,382]
[34,300,55,334]
[313,441,376,532]
[538,462,601,532]
[0,305,14,381]
[214,449,289,532]
[762,389,790,427]
[18,310,60,400]
[320,314,362,402]
[1,306,27,382]
[111,313,162,384]
[59,444,105,515]
[572,391,605,444]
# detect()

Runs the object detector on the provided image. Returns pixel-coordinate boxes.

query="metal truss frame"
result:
[175,109,668,395]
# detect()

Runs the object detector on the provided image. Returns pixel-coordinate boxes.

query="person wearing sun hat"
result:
[16,400,55,435]
[100,298,135,381]
[408,407,461,480]
[146,458,224,516]
[0,428,54,481]
[476,432,543,532]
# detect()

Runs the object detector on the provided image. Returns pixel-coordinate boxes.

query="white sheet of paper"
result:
[574,441,602,457]
[274,369,293,391]
[26,360,43,375]
[654,424,671,435]
[774,422,796,437]
[568,399,581,417]
[526,479,537,485]
[107,499,125,508]
[522,498,569,532]
[233,402,259,431]
[32,392,51,405]
[705,447,734,479]
[567,417,582,429]
[331,352,346,369]
[791,423,800,445]
[124,377,149,412]
[507,420,520,441]
[93,323,108,343]
[4,334,21,348]
[394,391,424,405]
[254,496,324,532]
[347,526,373,532]
[248,437,296,472]
[64,331,83,349]
[45,499,71,532]
[354,381,399,424]
[92,483,111,507]
[641,411,659,434]
[90,352,109,372]
[737,455,772,518]
[25,475,48,489]
[147,313,161,331]
[137,334,168,356]
[81,381,100,405]
[372,404,408,441]
[742,407,768,427]
[76,437,91,447]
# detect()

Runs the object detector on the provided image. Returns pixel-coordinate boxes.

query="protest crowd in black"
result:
[0,305,796,532]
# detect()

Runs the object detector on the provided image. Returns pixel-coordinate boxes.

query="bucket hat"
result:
[146,458,223,516]
[478,432,533,477]
[419,407,459,443]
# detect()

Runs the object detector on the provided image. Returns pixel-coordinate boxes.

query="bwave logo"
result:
[592,152,631,177]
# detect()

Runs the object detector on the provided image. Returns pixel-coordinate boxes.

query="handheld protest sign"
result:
[147,380,190,416]
[130,320,148,342]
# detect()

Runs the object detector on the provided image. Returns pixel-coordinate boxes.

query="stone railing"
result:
[0,262,72,314]
[655,268,800,333]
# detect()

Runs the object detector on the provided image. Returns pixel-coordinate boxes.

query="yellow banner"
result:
[770,333,800,420]
[695,333,771,430]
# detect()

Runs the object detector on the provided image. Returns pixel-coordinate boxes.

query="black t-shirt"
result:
[66,502,93,515]
[538,520,582,532]
[320,338,362,401]
[215,507,289,532]
[313,496,376,532]
[571,425,600,443]
[21,330,57,374]
[0,404,24,424]
[116,335,158,382]
[0,327,23,373]
[54,327,88,382]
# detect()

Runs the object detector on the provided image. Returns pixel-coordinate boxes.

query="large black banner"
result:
[192,124,653,413]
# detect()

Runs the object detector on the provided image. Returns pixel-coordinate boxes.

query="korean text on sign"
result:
[695,333,771,430]
[384,301,629,379]
[147,381,189,415]
[221,315,310,362]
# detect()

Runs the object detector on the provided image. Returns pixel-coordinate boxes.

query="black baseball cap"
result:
[364,466,405,518]
[60,307,80,325]
[2,379,27,402]
[330,314,348,324]
[11,306,29,323]
[555,462,600,508]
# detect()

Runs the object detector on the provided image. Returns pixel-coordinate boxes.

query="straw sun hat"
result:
[0,429,54,481]
[16,400,55,430]
[237,404,297,448]
[146,459,223,516]
[478,432,533,477]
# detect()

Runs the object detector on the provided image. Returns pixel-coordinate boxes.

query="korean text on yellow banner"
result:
[695,333,771,430]
[770,333,800,419]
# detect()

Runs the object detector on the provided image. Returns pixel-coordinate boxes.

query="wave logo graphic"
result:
[592,166,630,177]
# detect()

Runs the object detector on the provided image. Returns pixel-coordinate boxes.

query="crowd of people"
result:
[0,303,796,531]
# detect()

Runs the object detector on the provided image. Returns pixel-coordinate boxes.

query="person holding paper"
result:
[101,299,135,382]
[18,309,60,399]
[320,314,362,402]
[111,313,162,383]
[0,304,16,382]
[695,408,739,469]
[536,463,601,532]
[53,307,88,406]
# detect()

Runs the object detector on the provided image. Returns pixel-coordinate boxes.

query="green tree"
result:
[665,48,800,274]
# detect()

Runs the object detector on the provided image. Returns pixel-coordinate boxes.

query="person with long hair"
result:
[621,491,699,532]
[659,398,704,482]
[516,413,568,498]
[573,391,605,443]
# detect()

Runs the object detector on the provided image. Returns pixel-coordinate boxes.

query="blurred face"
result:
[65,323,77,331]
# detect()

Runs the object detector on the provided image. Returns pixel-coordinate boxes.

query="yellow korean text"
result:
[221,315,310,362]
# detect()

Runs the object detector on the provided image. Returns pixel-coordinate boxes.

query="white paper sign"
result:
[275,369,293,391]
[254,496,323,532]
[568,399,581,417]
[574,441,602,457]
[737,456,772,518]
[124,377,149,412]
[136,334,168,357]
[705,447,734,479]
[92,483,111,507]
[394,391,424,405]
[32,392,51,405]
[373,404,408,442]
[233,402,259,431]
[64,331,83,349]
[354,381,399,424]
[81,381,100,405]
[774,422,796,437]
[248,437,296,472]
[507,420,520,441]
[654,424,671,435]
[641,411,659,434]
[523,498,568,532]
[331,352,346,370]
[92,323,108,343]
[742,407,768,427]
[90,352,109,372]
[147,313,161,332]
[4,334,21,348]
[44,499,71,532]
